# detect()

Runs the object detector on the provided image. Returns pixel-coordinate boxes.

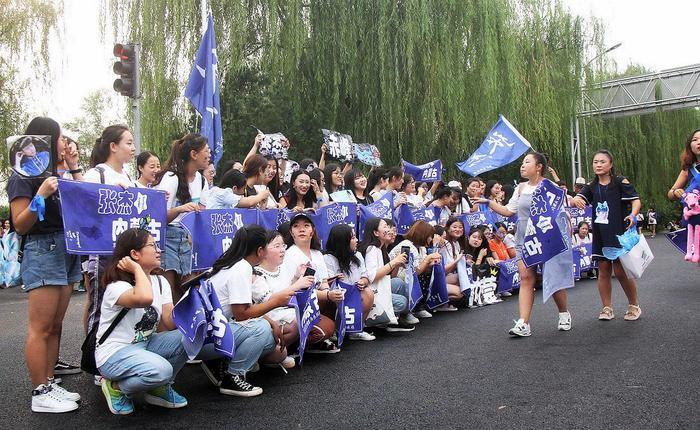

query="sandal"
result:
[598,306,615,321]
[624,304,642,321]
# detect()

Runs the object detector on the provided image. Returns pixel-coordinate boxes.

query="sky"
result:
[29,0,700,125]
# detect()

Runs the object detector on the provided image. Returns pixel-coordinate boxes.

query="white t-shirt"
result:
[363,245,386,284]
[441,240,462,269]
[95,275,172,367]
[573,233,592,246]
[155,171,209,225]
[84,163,135,186]
[209,259,255,320]
[323,253,368,285]
[281,245,328,286]
[503,233,516,249]
[206,187,243,209]
[251,267,296,324]
[389,240,426,281]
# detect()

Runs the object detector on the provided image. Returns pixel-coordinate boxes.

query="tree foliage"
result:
[102,0,697,223]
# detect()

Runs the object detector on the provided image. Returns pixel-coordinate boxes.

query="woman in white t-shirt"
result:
[324,224,376,341]
[280,213,341,353]
[135,151,161,188]
[252,230,317,365]
[153,133,211,300]
[205,226,295,397]
[573,221,593,246]
[83,125,137,340]
[96,228,188,415]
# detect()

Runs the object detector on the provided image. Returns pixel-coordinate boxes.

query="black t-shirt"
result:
[6,174,64,235]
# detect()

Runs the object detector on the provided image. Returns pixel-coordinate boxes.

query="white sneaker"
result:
[31,385,79,413]
[558,311,572,331]
[500,291,513,297]
[49,379,80,402]
[93,375,103,386]
[402,313,420,324]
[508,319,531,337]
[414,310,432,319]
[348,331,376,341]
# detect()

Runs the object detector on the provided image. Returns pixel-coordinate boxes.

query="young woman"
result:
[308,168,330,205]
[280,213,341,352]
[324,224,376,341]
[205,226,286,396]
[487,224,510,263]
[668,128,700,201]
[153,133,211,301]
[324,163,344,195]
[84,125,137,357]
[279,170,317,211]
[96,228,188,415]
[479,153,572,336]
[135,151,161,188]
[241,154,272,206]
[7,117,83,413]
[345,168,373,205]
[401,174,425,208]
[646,208,657,238]
[493,222,517,259]
[573,221,592,246]
[484,180,502,202]
[464,177,483,212]
[358,218,415,330]
[203,161,216,188]
[441,218,467,286]
[429,187,453,226]
[367,168,389,201]
[572,150,642,321]
[390,220,460,311]
[206,169,269,209]
[252,231,319,364]
[263,156,283,204]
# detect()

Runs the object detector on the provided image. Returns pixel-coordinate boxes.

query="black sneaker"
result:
[385,322,415,332]
[54,358,82,376]
[201,359,226,387]
[219,373,263,397]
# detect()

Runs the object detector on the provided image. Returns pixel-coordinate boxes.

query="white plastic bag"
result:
[619,235,654,279]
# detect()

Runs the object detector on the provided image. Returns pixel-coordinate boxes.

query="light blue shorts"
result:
[21,231,82,291]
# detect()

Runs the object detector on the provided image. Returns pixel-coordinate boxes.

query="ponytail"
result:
[90,124,130,168]
[155,133,208,204]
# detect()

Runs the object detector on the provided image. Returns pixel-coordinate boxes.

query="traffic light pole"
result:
[132,44,141,155]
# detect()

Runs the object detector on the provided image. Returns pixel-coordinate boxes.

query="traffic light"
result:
[112,43,138,98]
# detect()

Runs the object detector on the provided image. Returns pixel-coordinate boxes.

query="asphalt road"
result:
[0,236,697,429]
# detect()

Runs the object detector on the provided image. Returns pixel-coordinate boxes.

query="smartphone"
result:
[326,274,341,284]
[401,246,411,257]
[303,267,316,278]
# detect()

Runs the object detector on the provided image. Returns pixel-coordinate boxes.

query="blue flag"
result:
[459,211,494,229]
[338,280,364,334]
[332,281,347,347]
[58,179,167,255]
[288,288,321,364]
[496,258,520,293]
[665,228,688,255]
[456,115,532,176]
[565,206,593,230]
[180,209,258,271]
[396,205,441,235]
[521,179,568,268]
[426,262,449,309]
[310,203,357,249]
[358,191,394,240]
[185,13,223,166]
[257,208,293,231]
[401,159,442,182]
[172,279,235,360]
[405,254,423,311]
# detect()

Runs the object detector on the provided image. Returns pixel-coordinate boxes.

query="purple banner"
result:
[288,288,321,364]
[521,179,568,268]
[426,262,449,309]
[358,191,394,240]
[496,258,520,292]
[401,159,442,182]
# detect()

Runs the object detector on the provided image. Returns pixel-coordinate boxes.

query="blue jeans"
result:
[21,231,81,291]
[391,278,408,315]
[98,330,189,395]
[199,319,275,376]
[162,225,192,275]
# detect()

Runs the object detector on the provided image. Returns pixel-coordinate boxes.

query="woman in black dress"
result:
[572,150,642,321]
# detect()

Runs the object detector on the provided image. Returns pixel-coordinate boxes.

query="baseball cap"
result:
[289,212,315,226]
[447,180,462,189]
[575,177,586,185]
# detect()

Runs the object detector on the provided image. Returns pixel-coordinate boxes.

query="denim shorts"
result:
[162,225,192,275]
[21,231,82,291]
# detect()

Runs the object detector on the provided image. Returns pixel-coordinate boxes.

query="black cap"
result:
[289,212,314,226]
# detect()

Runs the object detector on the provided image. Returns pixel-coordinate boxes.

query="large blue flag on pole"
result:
[456,115,532,176]
[185,13,223,166]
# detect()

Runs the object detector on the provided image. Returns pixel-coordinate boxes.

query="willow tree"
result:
[0,0,63,175]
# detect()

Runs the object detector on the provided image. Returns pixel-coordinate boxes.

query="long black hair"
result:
[102,228,153,286]
[136,150,159,178]
[210,225,267,277]
[325,224,361,275]
[286,170,316,209]
[323,162,343,193]
[154,133,208,204]
[263,155,280,199]
[358,217,389,264]
[367,167,387,192]
[463,226,488,259]
[218,168,246,189]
